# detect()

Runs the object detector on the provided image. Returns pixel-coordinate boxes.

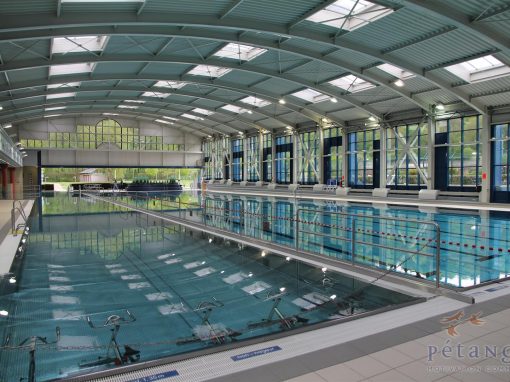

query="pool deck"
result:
[0,199,34,274]
[206,187,510,213]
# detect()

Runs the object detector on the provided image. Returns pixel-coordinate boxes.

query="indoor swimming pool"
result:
[105,190,510,289]
[0,194,419,381]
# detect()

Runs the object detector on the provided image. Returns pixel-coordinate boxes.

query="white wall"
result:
[17,116,202,168]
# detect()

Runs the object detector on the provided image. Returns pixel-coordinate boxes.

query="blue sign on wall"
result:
[231,345,282,361]
[126,370,179,382]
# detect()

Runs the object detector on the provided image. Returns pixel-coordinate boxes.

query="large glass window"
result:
[262,133,272,182]
[297,131,319,185]
[436,115,481,191]
[202,140,213,180]
[386,123,428,189]
[492,123,509,192]
[324,127,343,186]
[275,135,293,184]
[22,119,183,152]
[246,135,260,182]
[347,129,380,188]
[231,138,243,181]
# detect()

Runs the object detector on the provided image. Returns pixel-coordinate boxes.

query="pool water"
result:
[0,195,417,381]
[110,191,510,288]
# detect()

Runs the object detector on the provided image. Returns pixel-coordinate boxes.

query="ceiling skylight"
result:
[213,43,267,61]
[329,74,376,92]
[103,113,119,116]
[306,0,393,31]
[153,81,187,89]
[45,107,66,111]
[187,65,232,78]
[239,96,271,108]
[49,63,95,76]
[192,108,214,116]
[291,89,330,103]
[377,64,415,80]
[182,113,204,121]
[141,91,169,98]
[445,55,510,83]
[47,82,81,89]
[44,114,62,118]
[124,100,145,104]
[118,105,138,109]
[51,36,107,54]
[221,104,251,114]
[155,119,174,125]
[47,92,76,99]
[162,116,179,121]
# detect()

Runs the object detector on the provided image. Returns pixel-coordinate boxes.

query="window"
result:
[181,113,203,121]
[262,133,272,182]
[306,0,393,31]
[155,119,174,125]
[187,65,232,78]
[347,129,380,188]
[51,36,107,54]
[203,140,213,180]
[141,91,169,98]
[231,138,244,181]
[445,55,510,83]
[221,104,251,114]
[246,136,260,182]
[213,43,267,61]
[239,96,271,108]
[275,135,293,184]
[329,74,376,93]
[47,92,76,99]
[377,64,415,80]
[297,131,319,184]
[153,81,187,89]
[118,105,138,109]
[492,123,510,193]
[191,108,214,116]
[45,107,66,111]
[386,123,428,189]
[123,100,145,104]
[436,115,481,191]
[291,89,329,104]
[49,63,95,76]
[324,127,343,186]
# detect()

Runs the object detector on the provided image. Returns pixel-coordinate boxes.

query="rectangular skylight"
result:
[162,116,179,121]
[49,63,95,76]
[329,74,376,92]
[239,96,271,108]
[182,113,204,121]
[47,82,81,89]
[153,81,187,89]
[44,114,62,118]
[445,55,510,83]
[45,107,66,111]
[155,119,174,125]
[291,89,330,103]
[124,100,145,104]
[187,65,232,78]
[221,104,251,114]
[306,0,393,31]
[51,36,107,54]
[118,105,138,109]
[213,43,267,61]
[47,92,76,99]
[103,113,119,116]
[141,91,169,98]
[192,108,214,115]
[377,64,415,80]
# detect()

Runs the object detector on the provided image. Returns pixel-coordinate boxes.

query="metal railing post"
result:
[435,224,441,288]
[295,208,300,252]
[351,217,356,265]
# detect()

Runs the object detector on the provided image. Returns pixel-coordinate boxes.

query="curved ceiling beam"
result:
[0,97,268,133]
[0,54,384,119]
[0,86,308,130]
[0,13,485,112]
[0,75,346,128]
[11,109,224,137]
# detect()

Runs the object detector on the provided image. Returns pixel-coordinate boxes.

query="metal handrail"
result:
[11,200,27,235]
[296,208,442,288]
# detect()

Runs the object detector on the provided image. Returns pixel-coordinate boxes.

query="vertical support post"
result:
[258,131,264,182]
[292,130,298,185]
[427,114,436,190]
[435,224,441,288]
[480,113,491,203]
[318,123,324,184]
[271,133,276,183]
[351,217,356,265]
[380,125,387,189]
[242,136,248,182]
[295,208,299,252]
[9,167,16,199]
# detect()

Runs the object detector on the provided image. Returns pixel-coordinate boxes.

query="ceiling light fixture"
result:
[279,99,286,105]
[393,79,404,87]
[368,116,377,122]
[435,103,445,111]
[330,97,338,103]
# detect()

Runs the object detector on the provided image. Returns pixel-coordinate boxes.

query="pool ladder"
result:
[11,200,27,236]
